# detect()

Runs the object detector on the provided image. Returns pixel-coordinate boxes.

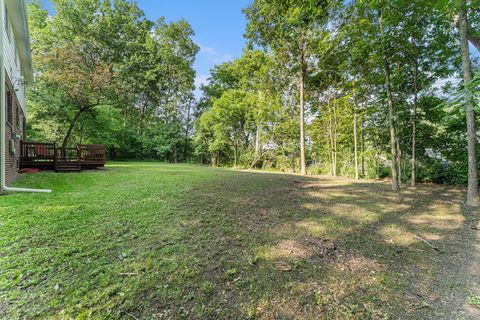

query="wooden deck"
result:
[20,141,106,172]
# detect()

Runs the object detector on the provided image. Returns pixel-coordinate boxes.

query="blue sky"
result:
[41,0,251,98]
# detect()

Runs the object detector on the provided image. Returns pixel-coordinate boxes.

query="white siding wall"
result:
[3,5,26,114]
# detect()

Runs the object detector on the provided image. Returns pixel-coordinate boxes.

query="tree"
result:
[196,90,258,166]
[28,0,198,160]
[456,0,480,207]
[29,0,148,148]
[37,47,115,150]
[244,0,333,175]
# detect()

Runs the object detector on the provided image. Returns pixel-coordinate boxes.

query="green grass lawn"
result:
[1,162,480,319]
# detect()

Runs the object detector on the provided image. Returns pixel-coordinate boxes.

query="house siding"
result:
[4,3,26,112]
[3,3,26,186]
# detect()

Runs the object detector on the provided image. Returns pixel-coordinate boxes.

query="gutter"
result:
[0,0,50,194]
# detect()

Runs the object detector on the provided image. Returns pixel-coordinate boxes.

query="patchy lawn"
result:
[1,162,479,319]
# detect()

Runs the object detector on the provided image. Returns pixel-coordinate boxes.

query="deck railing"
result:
[20,141,106,169]
[79,144,106,164]
[20,141,56,164]
[56,147,79,162]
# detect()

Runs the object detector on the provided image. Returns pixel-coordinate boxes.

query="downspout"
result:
[0,0,50,193]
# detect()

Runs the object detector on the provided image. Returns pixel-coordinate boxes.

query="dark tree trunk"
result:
[299,32,307,176]
[380,13,400,192]
[123,106,128,128]
[255,91,262,159]
[328,104,334,176]
[327,94,334,176]
[397,136,402,183]
[333,98,338,177]
[139,100,148,134]
[361,115,365,177]
[353,84,359,180]
[354,110,359,180]
[234,143,238,167]
[184,100,192,161]
[79,120,85,146]
[62,108,85,151]
[411,50,419,187]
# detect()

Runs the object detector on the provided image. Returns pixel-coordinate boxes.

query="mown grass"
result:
[1,162,479,319]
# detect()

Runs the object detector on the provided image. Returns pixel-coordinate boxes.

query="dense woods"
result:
[27,0,480,204]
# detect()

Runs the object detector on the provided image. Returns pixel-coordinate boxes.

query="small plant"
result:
[468,296,480,309]
[225,268,237,277]
[247,255,259,266]
[201,281,214,295]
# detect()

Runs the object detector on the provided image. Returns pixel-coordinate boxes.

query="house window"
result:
[6,85,12,125]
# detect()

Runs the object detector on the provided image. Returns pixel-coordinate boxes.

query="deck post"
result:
[54,143,57,172]
[77,144,81,169]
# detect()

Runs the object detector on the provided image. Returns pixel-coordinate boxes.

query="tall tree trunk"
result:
[353,83,359,180]
[252,91,262,168]
[79,120,85,146]
[62,108,85,150]
[254,120,261,160]
[411,51,419,187]
[361,115,365,177]
[255,124,261,154]
[380,13,400,192]
[234,143,238,167]
[397,136,402,184]
[333,98,338,177]
[299,34,307,176]
[139,100,148,134]
[328,105,334,176]
[123,105,128,128]
[458,3,480,207]
[184,100,192,161]
[354,110,359,180]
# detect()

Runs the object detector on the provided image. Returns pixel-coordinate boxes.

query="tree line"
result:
[195,0,480,206]
[26,0,480,206]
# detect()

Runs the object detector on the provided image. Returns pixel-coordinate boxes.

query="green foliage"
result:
[27,0,480,186]
[191,0,476,185]
[196,89,258,166]
[27,0,198,160]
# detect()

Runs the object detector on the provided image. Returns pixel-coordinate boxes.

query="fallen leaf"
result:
[274,261,292,271]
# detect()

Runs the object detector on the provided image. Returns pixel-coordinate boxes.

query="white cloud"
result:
[194,74,210,99]
[195,74,210,88]
[199,44,233,64]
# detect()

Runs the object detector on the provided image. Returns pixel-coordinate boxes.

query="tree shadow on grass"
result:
[151,171,480,319]
[2,167,479,319]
